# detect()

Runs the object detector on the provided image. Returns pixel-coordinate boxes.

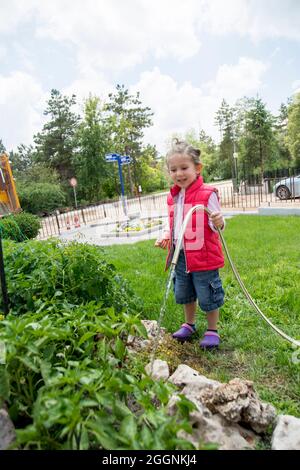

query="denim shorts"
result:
[173,250,225,312]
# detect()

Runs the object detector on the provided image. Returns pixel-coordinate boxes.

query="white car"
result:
[273,175,300,199]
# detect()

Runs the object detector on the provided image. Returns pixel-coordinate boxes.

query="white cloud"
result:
[0,0,39,33]
[0,69,113,152]
[198,0,300,41]
[0,46,7,60]
[62,71,114,114]
[205,57,269,102]
[132,58,268,154]
[33,0,201,72]
[292,80,300,95]
[131,68,214,155]
[0,71,46,151]
[1,1,299,78]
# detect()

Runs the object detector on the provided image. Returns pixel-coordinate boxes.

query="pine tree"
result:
[34,89,80,181]
[274,102,292,168]
[214,99,235,180]
[241,98,277,176]
[0,139,6,154]
[9,144,35,175]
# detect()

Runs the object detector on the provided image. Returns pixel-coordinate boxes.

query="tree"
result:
[198,130,219,181]
[9,144,35,175]
[0,139,6,153]
[274,102,292,169]
[74,96,111,202]
[239,97,278,177]
[136,144,168,193]
[104,84,153,195]
[287,92,300,169]
[214,99,236,180]
[183,128,218,182]
[34,89,80,181]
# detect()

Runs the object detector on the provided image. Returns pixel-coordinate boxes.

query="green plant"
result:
[0,298,196,449]
[3,239,143,315]
[0,212,41,242]
[17,182,66,215]
[0,236,201,449]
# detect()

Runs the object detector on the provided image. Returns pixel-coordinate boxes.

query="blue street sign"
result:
[120,155,131,165]
[105,153,120,162]
[105,152,128,215]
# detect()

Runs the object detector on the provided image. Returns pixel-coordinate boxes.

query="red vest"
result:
[166,176,225,272]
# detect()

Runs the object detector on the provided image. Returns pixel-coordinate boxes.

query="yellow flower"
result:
[0,314,5,321]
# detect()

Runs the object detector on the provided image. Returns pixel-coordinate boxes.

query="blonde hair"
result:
[166,138,201,167]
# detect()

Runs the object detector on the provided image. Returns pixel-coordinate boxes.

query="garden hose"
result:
[172,204,300,348]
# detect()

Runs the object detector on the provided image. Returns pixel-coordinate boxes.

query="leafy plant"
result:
[3,239,142,315]
[0,212,41,242]
[0,302,196,450]
[17,182,66,215]
[0,237,201,449]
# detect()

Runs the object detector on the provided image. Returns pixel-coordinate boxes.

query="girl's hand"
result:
[154,238,170,249]
[210,211,224,229]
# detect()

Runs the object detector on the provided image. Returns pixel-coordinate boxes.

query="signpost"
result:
[105,153,131,216]
[69,177,78,209]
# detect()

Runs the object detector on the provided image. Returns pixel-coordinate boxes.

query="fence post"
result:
[55,212,61,235]
[81,208,86,225]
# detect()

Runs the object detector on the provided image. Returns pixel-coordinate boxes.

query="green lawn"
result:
[102,215,300,417]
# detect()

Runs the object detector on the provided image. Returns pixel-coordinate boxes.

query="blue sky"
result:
[0,0,299,155]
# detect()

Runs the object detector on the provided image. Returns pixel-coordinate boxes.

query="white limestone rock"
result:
[145,359,170,381]
[168,364,220,390]
[127,320,166,352]
[176,404,256,450]
[0,408,16,450]
[271,415,300,450]
[200,377,276,433]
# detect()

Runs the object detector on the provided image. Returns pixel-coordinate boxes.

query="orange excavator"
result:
[0,152,21,315]
[0,152,21,215]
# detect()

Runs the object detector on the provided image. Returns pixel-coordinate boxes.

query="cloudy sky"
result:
[0,0,299,155]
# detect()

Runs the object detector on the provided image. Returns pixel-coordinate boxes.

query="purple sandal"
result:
[172,323,196,342]
[199,331,220,349]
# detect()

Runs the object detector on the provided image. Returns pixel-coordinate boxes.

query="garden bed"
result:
[101,216,165,238]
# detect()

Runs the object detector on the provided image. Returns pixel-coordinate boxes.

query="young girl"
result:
[155,139,225,349]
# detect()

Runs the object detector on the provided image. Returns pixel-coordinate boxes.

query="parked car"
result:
[273,175,300,200]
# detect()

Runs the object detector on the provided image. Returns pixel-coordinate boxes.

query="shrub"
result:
[17,182,66,215]
[0,212,41,242]
[0,239,196,450]
[3,239,142,314]
[0,305,195,450]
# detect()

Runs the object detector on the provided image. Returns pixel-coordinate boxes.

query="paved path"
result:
[58,208,259,246]
[57,204,300,246]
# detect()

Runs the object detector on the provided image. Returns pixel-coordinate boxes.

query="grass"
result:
[102,215,300,417]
